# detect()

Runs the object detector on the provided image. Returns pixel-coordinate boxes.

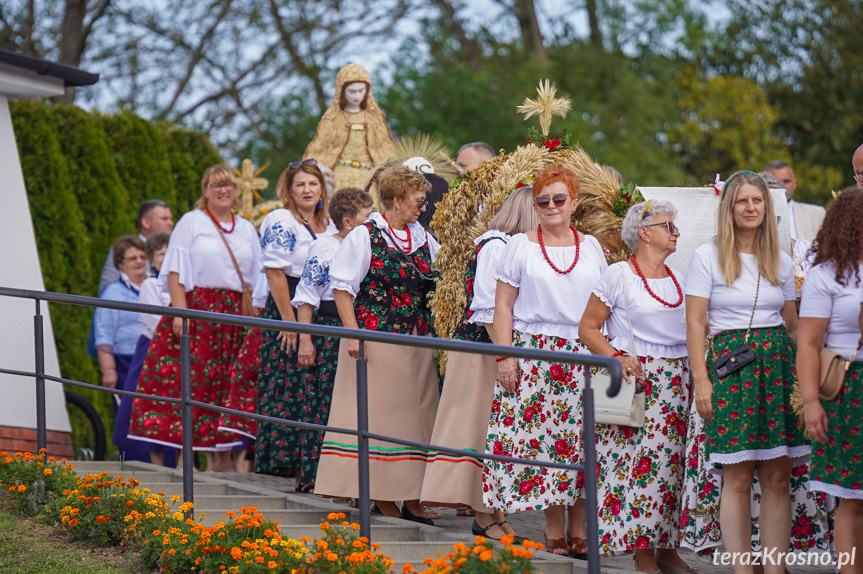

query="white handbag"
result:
[592,266,646,427]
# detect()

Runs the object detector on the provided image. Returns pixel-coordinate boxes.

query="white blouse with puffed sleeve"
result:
[290,234,344,310]
[495,232,608,339]
[593,261,687,358]
[329,212,441,299]
[467,230,510,325]
[158,209,262,294]
[251,208,337,304]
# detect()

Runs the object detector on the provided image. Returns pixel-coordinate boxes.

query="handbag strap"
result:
[621,265,638,357]
[208,215,247,288]
[743,273,761,342]
[300,216,318,240]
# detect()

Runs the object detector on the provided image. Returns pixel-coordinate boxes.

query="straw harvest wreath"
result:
[430,80,643,372]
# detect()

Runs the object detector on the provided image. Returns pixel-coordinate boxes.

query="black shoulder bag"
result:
[713,273,760,379]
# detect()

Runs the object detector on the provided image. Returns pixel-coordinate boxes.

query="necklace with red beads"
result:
[631,255,683,308]
[382,213,412,253]
[537,224,580,274]
[205,206,236,233]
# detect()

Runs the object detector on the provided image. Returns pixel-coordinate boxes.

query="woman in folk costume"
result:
[315,166,440,525]
[483,164,608,557]
[580,200,696,574]
[253,160,337,477]
[291,187,374,493]
[303,64,396,193]
[798,188,863,573]
[420,187,537,540]
[684,171,808,574]
[128,166,262,471]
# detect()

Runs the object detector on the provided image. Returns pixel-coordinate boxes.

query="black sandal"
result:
[294,483,315,494]
[471,518,503,538]
[497,520,527,544]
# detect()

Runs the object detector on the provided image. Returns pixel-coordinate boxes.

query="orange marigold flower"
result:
[479,550,493,561]
[352,541,364,548]
[500,534,514,547]
[255,556,265,564]
[16,485,26,492]
[474,535,486,545]
[267,561,277,569]
[42,468,53,476]
[402,565,414,573]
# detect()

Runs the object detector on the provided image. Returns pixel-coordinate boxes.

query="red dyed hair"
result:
[532,164,580,199]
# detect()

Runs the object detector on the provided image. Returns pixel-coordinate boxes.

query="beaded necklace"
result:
[381,213,412,253]
[537,224,579,274]
[205,206,236,234]
[631,256,683,308]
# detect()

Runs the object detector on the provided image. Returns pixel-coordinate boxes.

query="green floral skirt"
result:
[705,327,808,470]
[810,362,863,499]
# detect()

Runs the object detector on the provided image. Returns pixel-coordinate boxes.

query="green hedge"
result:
[10,100,222,456]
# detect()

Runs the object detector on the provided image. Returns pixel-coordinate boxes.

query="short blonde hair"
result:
[488,187,539,235]
[378,166,431,210]
[196,165,239,211]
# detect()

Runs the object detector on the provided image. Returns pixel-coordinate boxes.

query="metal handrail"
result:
[0,286,622,574]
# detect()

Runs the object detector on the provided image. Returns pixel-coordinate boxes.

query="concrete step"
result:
[76,469,183,483]
[139,482,227,496]
[276,524,419,542]
[197,508,393,528]
[190,495,287,510]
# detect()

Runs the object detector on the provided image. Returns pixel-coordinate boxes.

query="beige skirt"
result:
[314,338,439,501]
[420,351,497,512]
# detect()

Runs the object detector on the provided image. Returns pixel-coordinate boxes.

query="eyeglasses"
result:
[854,170,863,182]
[406,197,430,208]
[534,194,569,209]
[643,221,679,234]
[209,182,236,190]
[123,255,147,262]
[289,158,318,169]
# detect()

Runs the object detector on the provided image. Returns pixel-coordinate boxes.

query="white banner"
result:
[638,186,791,278]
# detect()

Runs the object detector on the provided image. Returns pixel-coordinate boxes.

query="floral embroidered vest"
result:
[451,236,505,343]
[353,223,435,335]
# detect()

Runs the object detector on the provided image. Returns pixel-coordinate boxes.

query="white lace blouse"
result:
[495,232,608,339]
[252,208,337,305]
[330,212,441,299]
[593,261,687,358]
[467,230,510,325]
[291,234,344,310]
[158,209,262,294]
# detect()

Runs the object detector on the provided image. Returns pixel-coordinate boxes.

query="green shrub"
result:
[160,123,223,215]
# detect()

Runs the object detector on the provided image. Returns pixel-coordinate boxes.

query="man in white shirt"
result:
[455,142,495,174]
[98,200,174,294]
[765,160,825,242]
[852,143,863,187]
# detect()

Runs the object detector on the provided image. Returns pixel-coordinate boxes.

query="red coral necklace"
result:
[382,213,412,253]
[205,206,236,233]
[537,224,579,274]
[631,256,683,308]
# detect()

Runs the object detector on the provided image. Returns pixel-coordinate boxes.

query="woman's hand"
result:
[803,401,829,444]
[694,380,713,422]
[298,335,316,367]
[172,317,183,338]
[102,368,118,389]
[277,330,298,353]
[347,339,366,359]
[616,354,642,384]
[497,358,520,394]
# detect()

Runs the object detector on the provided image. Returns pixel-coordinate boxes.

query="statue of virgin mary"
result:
[303,64,396,191]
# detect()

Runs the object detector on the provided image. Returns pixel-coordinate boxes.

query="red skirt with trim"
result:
[127,287,245,450]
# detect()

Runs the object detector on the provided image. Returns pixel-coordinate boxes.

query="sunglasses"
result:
[534,193,569,209]
[289,158,318,169]
[644,221,680,234]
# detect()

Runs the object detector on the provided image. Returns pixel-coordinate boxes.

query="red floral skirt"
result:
[219,328,262,440]
[127,287,245,450]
